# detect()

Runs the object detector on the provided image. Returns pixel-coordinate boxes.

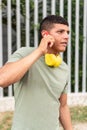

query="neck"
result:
[47,49,59,55]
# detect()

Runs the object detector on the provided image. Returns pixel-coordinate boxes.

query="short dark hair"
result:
[39,15,69,40]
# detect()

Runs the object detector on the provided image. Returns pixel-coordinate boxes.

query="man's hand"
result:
[38,34,55,55]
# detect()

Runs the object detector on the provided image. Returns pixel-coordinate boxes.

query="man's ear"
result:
[41,30,49,37]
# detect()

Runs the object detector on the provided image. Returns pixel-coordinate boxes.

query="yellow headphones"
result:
[45,54,62,67]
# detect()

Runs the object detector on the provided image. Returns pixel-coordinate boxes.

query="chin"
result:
[54,47,66,53]
[59,49,66,53]
[60,47,67,52]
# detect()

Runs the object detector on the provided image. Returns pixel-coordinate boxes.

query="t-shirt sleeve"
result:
[7,47,35,63]
[7,50,23,63]
[62,81,68,94]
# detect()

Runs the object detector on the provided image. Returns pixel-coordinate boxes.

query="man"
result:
[0,15,73,130]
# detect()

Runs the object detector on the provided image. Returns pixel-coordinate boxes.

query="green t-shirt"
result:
[8,47,69,130]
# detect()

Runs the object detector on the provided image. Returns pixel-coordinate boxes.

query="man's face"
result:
[49,23,69,53]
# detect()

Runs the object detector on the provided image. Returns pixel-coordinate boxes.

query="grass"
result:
[0,112,13,130]
[0,106,87,130]
[70,106,87,123]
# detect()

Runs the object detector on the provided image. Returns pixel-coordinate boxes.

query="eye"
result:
[57,30,70,35]
[67,31,70,34]
[57,30,65,34]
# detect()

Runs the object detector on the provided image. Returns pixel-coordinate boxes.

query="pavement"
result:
[73,123,87,130]
[60,123,87,130]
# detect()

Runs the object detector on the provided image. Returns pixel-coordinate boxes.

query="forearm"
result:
[59,104,73,130]
[0,35,55,88]
[0,48,43,87]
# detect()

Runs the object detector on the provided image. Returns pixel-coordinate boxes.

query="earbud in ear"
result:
[42,31,49,37]
[44,31,49,36]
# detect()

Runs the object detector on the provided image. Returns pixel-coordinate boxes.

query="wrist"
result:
[36,47,45,56]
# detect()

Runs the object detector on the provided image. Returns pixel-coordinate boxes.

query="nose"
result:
[64,32,69,39]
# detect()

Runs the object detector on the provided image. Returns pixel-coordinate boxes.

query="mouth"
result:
[61,42,67,47]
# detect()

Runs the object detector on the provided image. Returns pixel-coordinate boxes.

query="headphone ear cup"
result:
[54,55,62,67]
[45,54,56,66]
[45,54,62,67]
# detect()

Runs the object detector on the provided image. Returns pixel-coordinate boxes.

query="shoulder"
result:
[14,47,36,57]
[8,47,36,62]
[60,60,69,80]
[61,61,69,71]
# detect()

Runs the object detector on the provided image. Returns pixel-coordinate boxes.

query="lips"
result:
[61,42,67,47]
